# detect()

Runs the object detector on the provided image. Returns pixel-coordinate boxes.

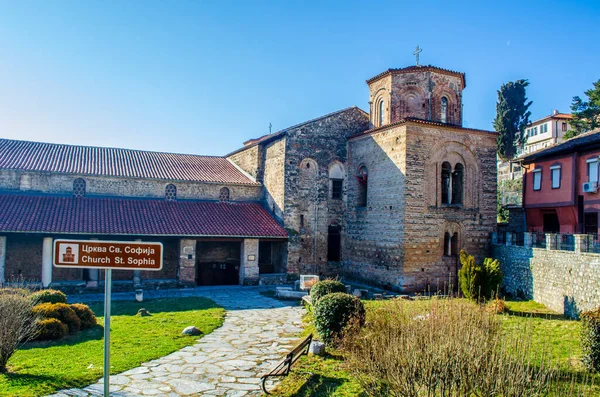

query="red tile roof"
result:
[366,65,466,88]
[0,193,287,238]
[0,139,259,185]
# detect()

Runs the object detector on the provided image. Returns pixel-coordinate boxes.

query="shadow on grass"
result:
[1,371,63,388]
[21,324,104,350]
[507,309,572,322]
[288,374,358,397]
[87,296,222,316]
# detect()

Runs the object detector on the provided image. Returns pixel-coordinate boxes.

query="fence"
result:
[492,231,599,254]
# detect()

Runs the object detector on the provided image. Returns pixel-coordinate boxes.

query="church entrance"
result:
[196,241,240,286]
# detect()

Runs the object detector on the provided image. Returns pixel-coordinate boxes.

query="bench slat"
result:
[260,334,313,394]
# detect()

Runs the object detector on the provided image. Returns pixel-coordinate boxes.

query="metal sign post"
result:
[52,239,163,397]
[103,269,112,397]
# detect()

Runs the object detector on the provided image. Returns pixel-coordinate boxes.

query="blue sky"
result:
[0,0,598,156]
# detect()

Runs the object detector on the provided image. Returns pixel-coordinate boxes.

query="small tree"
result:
[494,80,533,161]
[567,79,600,139]
[0,289,40,373]
[458,250,503,301]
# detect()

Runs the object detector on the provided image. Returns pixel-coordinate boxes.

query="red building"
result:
[521,129,600,234]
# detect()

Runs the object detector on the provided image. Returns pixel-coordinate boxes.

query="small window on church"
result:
[356,165,368,207]
[219,187,230,201]
[444,232,451,256]
[165,184,177,201]
[379,100,385,127]
[441,162,452,205]
[452,163,464,205]
[331,180,343,200]
[73,178,86,197]
[441,97,448,123]
[329,162,345,200]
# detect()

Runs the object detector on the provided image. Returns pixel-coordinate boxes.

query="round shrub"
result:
[310,280,347,304]
[581,307,600,372]
[32,303,81,334]
[70,303,97,329]
[36,318,68,341]
[31,289,67,305]
[314,292,366,346]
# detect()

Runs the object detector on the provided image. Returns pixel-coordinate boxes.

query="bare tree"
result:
[0,288,40,373]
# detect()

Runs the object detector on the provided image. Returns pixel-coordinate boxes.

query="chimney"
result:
[553,109,559,115]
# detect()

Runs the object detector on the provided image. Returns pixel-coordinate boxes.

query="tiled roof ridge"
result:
[366,65,466,86]
[348,117,496,140]
[0,137,225,159]
[229,106,367,156]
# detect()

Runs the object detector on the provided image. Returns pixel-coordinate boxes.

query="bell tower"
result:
[367,62,466,127]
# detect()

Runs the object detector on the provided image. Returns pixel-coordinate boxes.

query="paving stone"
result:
[48,287,304,397]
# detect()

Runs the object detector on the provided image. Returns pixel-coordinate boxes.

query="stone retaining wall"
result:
[492,240,600,318]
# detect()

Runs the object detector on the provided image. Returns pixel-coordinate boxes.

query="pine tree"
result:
[566,79,600,139]
[493,80,533,161]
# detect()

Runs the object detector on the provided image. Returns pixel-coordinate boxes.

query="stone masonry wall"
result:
[492,243,600,318]
[5,235,43,282]
[344,125,407,290]
[227,146,262,182]
[401,123,497,292]
[0,169,262,201]
[263,138,286,220]
[283,108,370,276]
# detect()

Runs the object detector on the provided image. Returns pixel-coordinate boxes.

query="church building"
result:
[0,63,497,293]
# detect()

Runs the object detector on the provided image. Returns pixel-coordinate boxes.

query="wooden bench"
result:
[260,333,313,394]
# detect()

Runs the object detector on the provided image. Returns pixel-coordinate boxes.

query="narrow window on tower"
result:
[452,163,464,205]
[441,162,452,204]
[441,97,448,123]
[379,99,385,127]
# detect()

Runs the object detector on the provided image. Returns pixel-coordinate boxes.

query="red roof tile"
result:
[0,139,259,185]
[0,193,287,238]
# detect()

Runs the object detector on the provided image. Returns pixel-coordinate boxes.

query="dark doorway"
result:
[543,212,560,233]
[259,241,274,274]
[327,225,341,262]
[585,212,599,235]
[196,241,240,286]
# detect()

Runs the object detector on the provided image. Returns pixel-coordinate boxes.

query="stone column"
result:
[133,239,142,286]
[546,233,557,251]
[0,236,6,285]
[179,239,197,285]
[574,234,588,253]
[505,233,513,246]
[42,237,53,287]
[524,232,533,249]
[240,239,259,286]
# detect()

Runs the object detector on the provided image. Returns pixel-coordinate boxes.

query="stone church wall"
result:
[344,125,407,289]
[227,145,262,181]
[401,123,497,292]
[263,138,286,220]
[0,169,262,201]
[283,108,370,275]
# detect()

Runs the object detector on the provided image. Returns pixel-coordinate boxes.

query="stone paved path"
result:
[48,286,305,397]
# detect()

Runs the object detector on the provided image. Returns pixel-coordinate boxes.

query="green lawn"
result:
[0,297,225,397]
[271,299,600,397]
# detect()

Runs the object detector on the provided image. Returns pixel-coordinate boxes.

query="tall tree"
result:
[493,80,532,161]
[566,79,600,139]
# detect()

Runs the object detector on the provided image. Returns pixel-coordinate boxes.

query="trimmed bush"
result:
[314,292,365,346]
[310,280,347,304]
[32,303,80,334]
[581,307,600,372]
[36,318,68,341]
[70,303,97,329]
[31,289,67,305]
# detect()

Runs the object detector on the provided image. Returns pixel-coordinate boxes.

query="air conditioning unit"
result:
[583,182,598,193]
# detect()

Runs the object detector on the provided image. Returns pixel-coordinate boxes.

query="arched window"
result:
[452,163,464,205]
[379,99,385,127]
[444,232,451,256]
[329,163,345,200]
[219,187,230,201]
[441,97,448,123]
[73,178,86,197]
[165,184,177,201]
[441,162,452,205]
[356,165,368,207]
[451,232,459,256]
